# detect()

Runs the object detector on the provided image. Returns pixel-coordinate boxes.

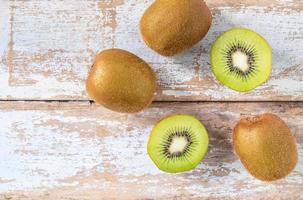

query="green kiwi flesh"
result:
[211,28,272,92]
[148,114,209,173]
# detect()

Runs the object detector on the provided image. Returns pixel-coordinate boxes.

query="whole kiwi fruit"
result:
[233,113,298,181]
[140,0,212,56]
[148,114,209,173]
[86,49,156,113]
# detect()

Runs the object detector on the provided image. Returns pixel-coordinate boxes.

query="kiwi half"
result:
[86,49,156,113]
[233,113,298,181]
[148,114,209,173]
[211,28,272,92]
[140,0,212,56]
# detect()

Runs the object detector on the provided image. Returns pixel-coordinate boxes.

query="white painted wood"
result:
[0,0,302,199]
[0,0,302,101]
[0,102,302,199]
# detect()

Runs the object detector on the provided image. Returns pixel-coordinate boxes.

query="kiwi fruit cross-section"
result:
[211,28,272,92]
[148,114,209,173]
[140,0,212,56]
[86,49,156,113]
[233,113,298,181]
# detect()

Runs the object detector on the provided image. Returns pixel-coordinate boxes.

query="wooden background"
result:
[0,0,302,199]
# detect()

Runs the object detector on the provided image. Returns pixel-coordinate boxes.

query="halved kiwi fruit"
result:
[233,113,298,181]
[140,0,212,56]
[148,114,209,173]
[211,28,272,92]
[86,49,156,113]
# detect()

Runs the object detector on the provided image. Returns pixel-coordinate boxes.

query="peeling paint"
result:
[0,102,302,199]
[0,1,302,101]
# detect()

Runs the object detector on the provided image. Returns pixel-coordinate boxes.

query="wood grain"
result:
[0,101,302,199]
[0,0,302,199]
[0,0,302,101]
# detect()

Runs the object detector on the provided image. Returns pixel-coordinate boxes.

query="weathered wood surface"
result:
[0,0,302,199]
[0,0,302,101]
[0,101,302,200]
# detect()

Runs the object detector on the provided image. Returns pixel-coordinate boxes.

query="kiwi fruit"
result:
[233,113,298,181]
[86,49,156,113]
[140,0,212,56]
[210,28,272,92]
[148,114,209,173]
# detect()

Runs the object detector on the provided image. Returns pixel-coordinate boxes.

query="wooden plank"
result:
[0,0,302,101]
[0,101,302,199]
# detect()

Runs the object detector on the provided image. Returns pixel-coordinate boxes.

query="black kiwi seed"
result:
[161,127,194,158]
[222,40,258,80]
[148,115,209,173]
[210,28,272,92]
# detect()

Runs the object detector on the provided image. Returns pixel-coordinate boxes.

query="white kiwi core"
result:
[169,136,189,154]
[232,50,250,72]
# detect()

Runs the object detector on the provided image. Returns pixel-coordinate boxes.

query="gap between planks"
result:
[1,100,303,103]
[0,1,302,101]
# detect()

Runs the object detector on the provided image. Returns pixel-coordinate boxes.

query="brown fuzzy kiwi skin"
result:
[233,113,298,181]
[86,49,156,113]
[140,0,212,56]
